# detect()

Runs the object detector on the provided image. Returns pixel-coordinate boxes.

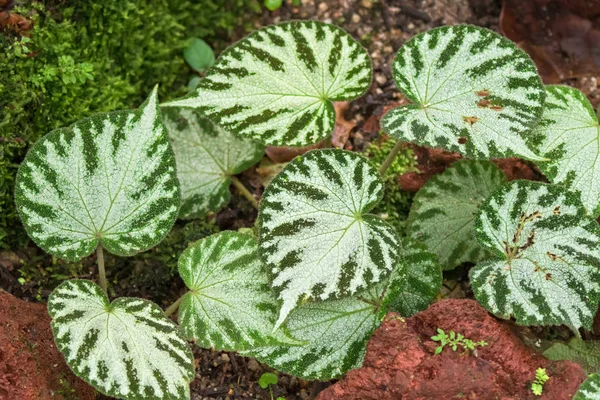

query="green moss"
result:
[18,219,219,303]
[0,0,261,249]
[365,134,417,234]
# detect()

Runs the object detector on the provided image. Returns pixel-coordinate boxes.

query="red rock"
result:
[317,299,586,400]
[0,290,95,400]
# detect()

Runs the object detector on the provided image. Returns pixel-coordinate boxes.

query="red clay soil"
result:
[0,290,95,400]
[317,299,586,400]
[398,145,544,192]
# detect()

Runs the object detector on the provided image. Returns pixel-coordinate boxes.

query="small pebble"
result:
[318,2,328,12]
[375,74,387,85]
[221,353,230,363]
[247,359,260,372]
[352,13,361,23]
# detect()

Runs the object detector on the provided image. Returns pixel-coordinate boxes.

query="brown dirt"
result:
[0,290,95,400]
[317,299,587,400]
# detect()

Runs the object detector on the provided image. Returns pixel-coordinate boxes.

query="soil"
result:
[317,300,587,400]
[0,290,95,400]
[2,0,599,399]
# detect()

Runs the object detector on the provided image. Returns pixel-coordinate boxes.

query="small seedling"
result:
[531,368,550,396]
[431,329,488,355]
[258,372,285,400]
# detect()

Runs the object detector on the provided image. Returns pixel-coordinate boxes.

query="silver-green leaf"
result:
[258,149,399,329]
[15,88,179,261]
[48,280,194,400]
[471,180,600,331]
[177,231,298,351]
[242,293,382,380]
[382,237,442,316]
[575,374,600,400]
[407,160,507,270]
[163,21,372,147]
[531,85,600,216]
[163,108,264,219]
[382,25,545,160]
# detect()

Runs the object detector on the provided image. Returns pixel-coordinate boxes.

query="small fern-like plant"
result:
[15,19,600,400]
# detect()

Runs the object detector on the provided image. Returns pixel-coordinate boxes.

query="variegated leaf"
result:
[575,374,600,400]
[163,21,371,147]
[471,180,600,331]
[162,108,264,219]
[15,88,179,261]
[407,160,507,270]
[242,292,382,380]
[382,237,442,316]
[177,231,298,351]
[258,149,400,329]
[382,25,545,160]
[48,280,194,400]
[544,338,600,374]
[530,85,600,216]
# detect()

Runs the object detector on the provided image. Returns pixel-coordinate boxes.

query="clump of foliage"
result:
[14,18,600,400]
[0,0,260,248]
[431,328,488,355]
[366,135,416,233]
[531,368,550,396]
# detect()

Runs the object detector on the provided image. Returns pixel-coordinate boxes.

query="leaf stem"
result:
[164,295,184,317]
[230,175,259,210]
[96,245,107,293]
[379,140,404,177]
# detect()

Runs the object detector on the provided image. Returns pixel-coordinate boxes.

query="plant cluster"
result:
[531,368,550,396]
[431,328,488,355]
[13,19,600,399]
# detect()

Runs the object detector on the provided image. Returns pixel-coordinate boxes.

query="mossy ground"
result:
[366,134,417,235]
[0,0,261,249]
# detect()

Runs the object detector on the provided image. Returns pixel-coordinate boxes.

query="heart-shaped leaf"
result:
[163,108,264,219]
[244,238,429,380]
[471,180,600,331]
[48,280,194,400]
[15,88,179,261]
[407,160,507,270]
[258,149,400,328]
[530,85,600,216]
[575,374,600,400]
[177,231,298,351]
[382,25,545,160]
[242,294,381,380]
[544,338,600,374]
[382,237,442,317]
[163,21,372,147]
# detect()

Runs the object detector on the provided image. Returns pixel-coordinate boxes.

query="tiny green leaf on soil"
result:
[163,21,372,146]
[382,25,545,160]
[407,160,507,270]
[163,107,264,219]
[48,279,194,400]
[177,231,299,351]
[14,87,180,261]
[471,180,600,332]
[531,85,600,216]
[258,149,400,329]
